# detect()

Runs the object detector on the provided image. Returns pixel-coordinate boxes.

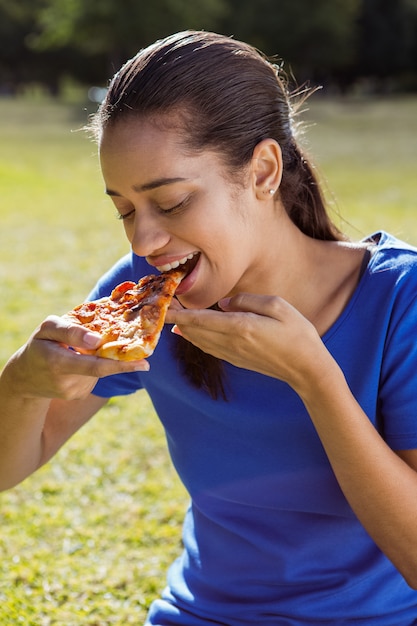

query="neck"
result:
[239,212,366,335]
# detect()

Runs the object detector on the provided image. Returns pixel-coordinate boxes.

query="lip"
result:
[146,251,199,273]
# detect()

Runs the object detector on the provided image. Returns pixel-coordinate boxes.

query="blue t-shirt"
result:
[89,232,417,625]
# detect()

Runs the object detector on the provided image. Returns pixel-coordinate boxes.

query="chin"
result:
[177,294,219,310]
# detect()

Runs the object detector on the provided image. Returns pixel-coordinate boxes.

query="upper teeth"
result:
[156,252,198,273]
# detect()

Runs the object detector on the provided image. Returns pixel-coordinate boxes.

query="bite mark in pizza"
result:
[64,268,185,361]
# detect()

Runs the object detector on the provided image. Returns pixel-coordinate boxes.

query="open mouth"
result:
[157,252,200,278]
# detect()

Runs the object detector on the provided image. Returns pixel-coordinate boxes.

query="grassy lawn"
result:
[0,93,416,625]
[304,95,417,240]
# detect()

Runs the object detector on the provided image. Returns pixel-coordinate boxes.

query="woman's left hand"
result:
[166,293,331,390]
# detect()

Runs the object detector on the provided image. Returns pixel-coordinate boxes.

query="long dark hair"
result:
[92,30,344,399]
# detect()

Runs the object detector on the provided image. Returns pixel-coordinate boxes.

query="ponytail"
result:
[280,140,342,241]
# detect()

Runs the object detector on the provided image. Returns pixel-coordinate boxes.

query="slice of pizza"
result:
[64,268,185,361]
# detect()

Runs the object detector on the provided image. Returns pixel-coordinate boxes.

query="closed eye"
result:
[116,209,135,221]
[158,195,192,215]
[115,194,192,221]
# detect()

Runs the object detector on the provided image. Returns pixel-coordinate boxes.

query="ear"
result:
[251,139,283,200]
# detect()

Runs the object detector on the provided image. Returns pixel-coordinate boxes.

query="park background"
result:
[1,1,417,624]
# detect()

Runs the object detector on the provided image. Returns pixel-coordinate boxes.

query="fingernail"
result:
[171,325,183,336]
[83,332,102,348]
[133,361,150,371]
[218,297,231,309]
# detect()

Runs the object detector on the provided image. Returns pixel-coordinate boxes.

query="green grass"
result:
[0,94,416,624]
[0,98,189,625]
[302,95,417,240]
[0,395,188,625]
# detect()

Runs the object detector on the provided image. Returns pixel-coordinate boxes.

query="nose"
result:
[130,212,170,258]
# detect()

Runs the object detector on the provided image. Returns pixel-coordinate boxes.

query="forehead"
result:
[99,116,228,190]
[99,117,191,178]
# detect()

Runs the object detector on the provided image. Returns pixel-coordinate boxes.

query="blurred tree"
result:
[219,0,361,87]
[0,0,38,93]
[29,0,228,81]
[0,0,98,93]
[356,0,417,89]
[1,0,416,94]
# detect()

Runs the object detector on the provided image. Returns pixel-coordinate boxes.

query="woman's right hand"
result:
[4,315,148,402]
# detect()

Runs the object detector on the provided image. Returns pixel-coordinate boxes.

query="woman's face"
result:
[99,117,270,309]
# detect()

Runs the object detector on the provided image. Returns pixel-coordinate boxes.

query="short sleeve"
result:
[379,292,417,449]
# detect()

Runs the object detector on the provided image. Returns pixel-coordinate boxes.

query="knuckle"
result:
[87,360,106,379]
[38,315,60,334]
[260,295,284,319]
[189,312,204,328]
[80,355,119,380]
[175,311,202,330]
[268,295,283,315]
[66,330,87,351]
[62,322,87,346]
[233,313,253,337]
[38,315,85,347]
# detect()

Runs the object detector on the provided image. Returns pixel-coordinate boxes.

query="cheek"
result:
[121,220,135,243]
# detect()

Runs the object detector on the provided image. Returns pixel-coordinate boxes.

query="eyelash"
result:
[116,197,190,221]
[116,209,135,221]
[159,197,190,215]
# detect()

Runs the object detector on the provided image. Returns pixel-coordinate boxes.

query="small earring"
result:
[269,189,275,195]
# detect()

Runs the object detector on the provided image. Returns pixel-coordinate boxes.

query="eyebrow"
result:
[105,177,189,196]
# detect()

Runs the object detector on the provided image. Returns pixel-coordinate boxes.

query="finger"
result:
[36,317,150,375]
[44,340,150,377]
[38,315,102,351]
[219,293,289,319]
[166,307,229,332]
[167,298,185,312]
[65,351,151,376]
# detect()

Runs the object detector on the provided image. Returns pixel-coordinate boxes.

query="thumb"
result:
[39,315,103,352]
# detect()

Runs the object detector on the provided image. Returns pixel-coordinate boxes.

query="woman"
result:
[1,30,417,625]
